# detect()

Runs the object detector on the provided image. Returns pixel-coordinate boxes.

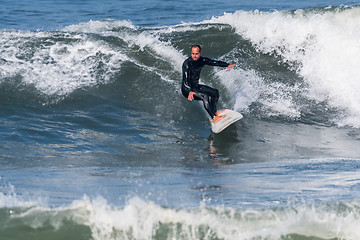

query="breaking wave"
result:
[1,6,360,127]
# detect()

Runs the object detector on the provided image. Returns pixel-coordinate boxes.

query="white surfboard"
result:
[210,109,243,133]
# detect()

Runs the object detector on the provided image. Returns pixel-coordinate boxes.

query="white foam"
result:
[210,7,360,127]
[0,30,127,97]
[123,31,185,70]
[62,19,137,33]
[6,195,360,240]
[0,183,46,208]
[216,68,301,118]
[1,182,360,239]
[64,20,185,70]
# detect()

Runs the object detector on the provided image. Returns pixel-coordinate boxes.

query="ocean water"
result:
[1,0,360,239]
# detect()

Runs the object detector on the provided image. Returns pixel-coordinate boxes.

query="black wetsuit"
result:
[182,56,229,118]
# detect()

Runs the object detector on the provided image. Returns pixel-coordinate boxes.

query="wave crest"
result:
[210,6,360,127]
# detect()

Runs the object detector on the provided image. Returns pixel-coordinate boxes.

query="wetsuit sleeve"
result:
[182,59,192,91]
[203,57,229,67]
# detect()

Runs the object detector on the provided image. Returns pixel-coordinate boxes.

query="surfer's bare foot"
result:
[213,115,226,123]
[216,110,226,116]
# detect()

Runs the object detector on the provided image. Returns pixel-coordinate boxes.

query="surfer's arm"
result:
[182,60,191,88]
[203,57,235,69]
[182,59,196,100]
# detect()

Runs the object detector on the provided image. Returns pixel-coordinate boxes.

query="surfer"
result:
[182,45,235,123]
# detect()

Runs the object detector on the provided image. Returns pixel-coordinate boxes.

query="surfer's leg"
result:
[193,92,216,118]
[182,86,216,118]
[183,86,225,123]
[197,85,219,113]
[193,92,226,123]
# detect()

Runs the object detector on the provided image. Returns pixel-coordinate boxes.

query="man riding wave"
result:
[182,45,235,123]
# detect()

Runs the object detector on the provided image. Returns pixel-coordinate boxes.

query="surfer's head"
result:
[191,45,202,61]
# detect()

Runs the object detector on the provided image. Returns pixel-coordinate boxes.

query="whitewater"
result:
[1,1,360,239]
[211,6,360,127]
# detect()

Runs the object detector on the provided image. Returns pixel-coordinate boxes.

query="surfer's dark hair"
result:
[191,44,202,52]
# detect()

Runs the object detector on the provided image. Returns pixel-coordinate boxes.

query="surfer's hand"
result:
[227,64,235,69]
[188,91,195,101]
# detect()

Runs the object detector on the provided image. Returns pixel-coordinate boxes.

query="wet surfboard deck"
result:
[210,109,243,133]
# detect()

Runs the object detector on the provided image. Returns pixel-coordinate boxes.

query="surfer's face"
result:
[191,47,201,61]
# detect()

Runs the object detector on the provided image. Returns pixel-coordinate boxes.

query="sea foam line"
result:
[1,190,360,240]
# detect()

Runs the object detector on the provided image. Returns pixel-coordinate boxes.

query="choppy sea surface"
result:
[1,0,360,239]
